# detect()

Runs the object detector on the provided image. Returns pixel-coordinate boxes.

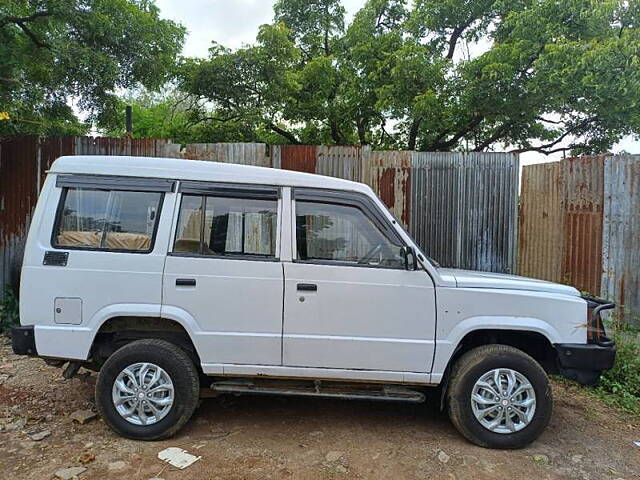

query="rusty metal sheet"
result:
[518,155,606,294]
[562,156,605,296]
[602,154,640,322]
[274,145,317,173]
[0,136,40,297]
[365,150,412,226]
[182,143,268,166]
[518,161,566,282]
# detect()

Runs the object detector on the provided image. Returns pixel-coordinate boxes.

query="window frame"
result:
[51,185,165,255]
[292,188,407,270]
[170,183,282,262]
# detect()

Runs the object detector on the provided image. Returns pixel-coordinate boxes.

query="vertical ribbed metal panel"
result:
[411,152,518,273]
[519,155,605,294]
[315,145,363,181]
[602,155,640,322]
[563,156,605,295]
[365,150,412,226]
[411,152,463,268]
[182,143,268,166]
[518,161,565,282]
[460,152,519,273]
[276,145,318,173]
[0,137,40,298]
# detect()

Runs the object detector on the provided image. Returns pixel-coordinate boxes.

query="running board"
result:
[210,379,425,403]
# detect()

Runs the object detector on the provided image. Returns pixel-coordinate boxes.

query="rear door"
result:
[162,182,283,367]
[282,189,436,373]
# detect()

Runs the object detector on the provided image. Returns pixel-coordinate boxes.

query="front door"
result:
[162,183,283,367]
[283,189,436,373]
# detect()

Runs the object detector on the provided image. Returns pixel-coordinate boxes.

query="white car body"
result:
[16,155,596,386]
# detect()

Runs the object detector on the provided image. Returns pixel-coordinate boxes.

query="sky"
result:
[154,0,639,166]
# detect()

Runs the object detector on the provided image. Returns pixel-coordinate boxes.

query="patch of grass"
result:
[0,285,19,334]
[593,323,640,415]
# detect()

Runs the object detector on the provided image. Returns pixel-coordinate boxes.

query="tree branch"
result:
[472,122,512,151]
[15,21,50,49]
[510,116,597,154]
[429,114,484,150]
[266,122,300,144]
[0,11,52,26]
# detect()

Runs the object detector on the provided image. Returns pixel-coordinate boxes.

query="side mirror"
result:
[402,246,418,271]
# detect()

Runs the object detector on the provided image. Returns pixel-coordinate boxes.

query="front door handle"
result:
[297,283,317,292]
[176,278,196,287]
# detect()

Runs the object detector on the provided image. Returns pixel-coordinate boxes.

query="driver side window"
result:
[295,200,405,269]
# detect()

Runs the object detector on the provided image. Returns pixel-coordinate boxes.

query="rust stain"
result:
[279,145,317,173]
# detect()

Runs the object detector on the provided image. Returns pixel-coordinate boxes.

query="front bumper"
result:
[555,342,616,385]
[11,325,38,356]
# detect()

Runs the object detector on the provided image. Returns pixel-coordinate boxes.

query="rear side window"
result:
[174,194,278,258]
[53,188,163,252]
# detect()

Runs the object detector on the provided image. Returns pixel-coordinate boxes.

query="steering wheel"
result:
[359,244,383,265]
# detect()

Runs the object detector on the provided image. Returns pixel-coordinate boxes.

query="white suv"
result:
[12,155,615,448]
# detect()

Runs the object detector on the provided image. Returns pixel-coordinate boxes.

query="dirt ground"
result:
[0,338,638,480]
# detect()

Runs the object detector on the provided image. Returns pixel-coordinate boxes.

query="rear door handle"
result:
[176,278,196,287]
[297,283,317,292]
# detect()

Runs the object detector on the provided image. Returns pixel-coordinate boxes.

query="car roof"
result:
[50,155,373,194]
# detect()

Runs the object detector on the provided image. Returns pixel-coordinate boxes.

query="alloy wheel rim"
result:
[470,368,536,434]
[112,362,174,426]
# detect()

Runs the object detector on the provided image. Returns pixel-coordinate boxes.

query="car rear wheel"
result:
[96,339,200,440]
[447,344,552,449]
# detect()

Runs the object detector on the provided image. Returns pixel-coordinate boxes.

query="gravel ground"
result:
[0,338,638,480]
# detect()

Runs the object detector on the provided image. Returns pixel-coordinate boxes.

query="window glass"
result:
[54,188,162,252]
[295,201,405,268]
[174,195,203,253]
[174,194,277,257]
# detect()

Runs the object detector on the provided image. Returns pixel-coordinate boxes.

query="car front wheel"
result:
[446,344,553,449]
[95,339,200,440]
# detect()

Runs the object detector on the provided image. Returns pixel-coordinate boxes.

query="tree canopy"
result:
[0,0,185,136]
[178,0,640,154]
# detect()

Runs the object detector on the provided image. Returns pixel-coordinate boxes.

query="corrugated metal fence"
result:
[519,154,640,322]
[1,137,520,299]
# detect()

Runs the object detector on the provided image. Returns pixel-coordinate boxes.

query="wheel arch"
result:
[89,315,202,368]
[437,328,558,410]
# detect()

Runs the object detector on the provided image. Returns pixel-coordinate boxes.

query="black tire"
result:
[95,339,200,440]
[446,344,552,449]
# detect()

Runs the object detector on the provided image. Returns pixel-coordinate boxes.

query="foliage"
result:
[595,323,640,415]
[0,0,185,137]
[178,0,640,153]
[0,286,19,334]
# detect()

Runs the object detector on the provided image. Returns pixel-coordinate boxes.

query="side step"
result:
[210,379,425,403]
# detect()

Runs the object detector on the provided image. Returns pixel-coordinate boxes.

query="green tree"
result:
[0,0,185,137]
[181,0,640,154]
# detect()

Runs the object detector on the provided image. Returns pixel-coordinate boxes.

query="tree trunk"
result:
[407,118,421,150]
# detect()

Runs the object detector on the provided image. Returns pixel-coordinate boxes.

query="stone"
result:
[29,430,51,441]
[107,461,128,471]
[78,453,95,465]
[70,410,97,424]
[437,450,450,464]
[325,451,343,463]
[336,465,348,473]
[571,454,583,463]
[53,466,87,480]
[83,442,94,449]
